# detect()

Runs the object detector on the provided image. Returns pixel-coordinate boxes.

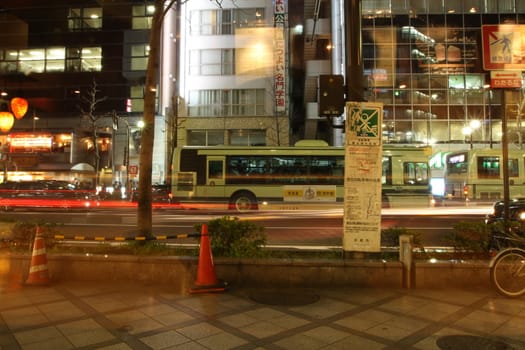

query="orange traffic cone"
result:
[25,226,50,286]
[190,224,227,294]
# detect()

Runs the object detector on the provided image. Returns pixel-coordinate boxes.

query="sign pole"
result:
[502,90,510,221]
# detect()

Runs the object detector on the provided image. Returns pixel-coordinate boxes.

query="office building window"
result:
[1,46,101,73]
[129,86,145,112]
[79,47,102,71]
[230,130,266,146]
[18,48,45,73]
[188,89,265,117]
[187,129,265,146]
[45,48,66,72]
[132,3,155,29]
[187,130,225,146]
[190,8,265,35]
[68,7,102,31]
[128,85,158,112]
[189,49,234,75]
[65,47,101,72]
[131,44,149,70]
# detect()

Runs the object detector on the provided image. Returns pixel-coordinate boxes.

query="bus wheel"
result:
[230,192,258,211]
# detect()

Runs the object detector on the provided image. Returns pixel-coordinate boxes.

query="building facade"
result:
[0,1,165,186]
[1,0,525,186]
[161,0,291,147]
[299,0,525,154]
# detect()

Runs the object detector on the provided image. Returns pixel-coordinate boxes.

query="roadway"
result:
[0,204,493,248]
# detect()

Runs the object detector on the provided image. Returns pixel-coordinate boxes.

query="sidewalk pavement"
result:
[1,281,524,350]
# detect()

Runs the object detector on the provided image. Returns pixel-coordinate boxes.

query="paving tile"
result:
[175,322,223,340]
[14,326,63,345]
[239,320,287,338]
[273,332,328,350]
[151,309,195,327]
[1,281,525,350]
[452,309,512,333]
[1,307,49,330]
[140,330,190,349]
[290,298,356,319]
[195,331,248,349]
[37,301,85,322]
[326,333,386,350]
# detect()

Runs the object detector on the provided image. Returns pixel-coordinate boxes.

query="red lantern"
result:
[0,111,15,133]
[10,97,28,119]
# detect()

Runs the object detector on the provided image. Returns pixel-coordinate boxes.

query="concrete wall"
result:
[1,253,492,290]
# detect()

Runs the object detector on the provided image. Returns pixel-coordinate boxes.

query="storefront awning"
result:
[71,163,95,172]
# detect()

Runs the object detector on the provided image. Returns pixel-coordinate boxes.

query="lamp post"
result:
[32,113,39,132]
[111,111,132,198]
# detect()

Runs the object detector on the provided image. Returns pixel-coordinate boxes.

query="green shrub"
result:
[442,221,491,253]
[10,221,60,251]
[195,216,267,258]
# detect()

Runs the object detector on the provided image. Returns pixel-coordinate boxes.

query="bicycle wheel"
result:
[490,250,525,298]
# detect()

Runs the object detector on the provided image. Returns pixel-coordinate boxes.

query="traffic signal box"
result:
[318,74,345,117]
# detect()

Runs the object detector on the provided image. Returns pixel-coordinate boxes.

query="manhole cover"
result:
[250,290,319,306]
[436,335,514,350]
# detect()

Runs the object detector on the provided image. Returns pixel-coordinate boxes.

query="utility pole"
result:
[344,0,365,103]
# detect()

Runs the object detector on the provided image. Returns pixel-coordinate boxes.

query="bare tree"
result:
[164,95,186,184]
[79,80,107,186]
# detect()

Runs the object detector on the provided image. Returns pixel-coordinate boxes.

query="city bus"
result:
[444,149,525,201]
[172,142,433,211]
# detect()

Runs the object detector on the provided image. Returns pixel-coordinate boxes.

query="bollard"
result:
[399,234,414,289]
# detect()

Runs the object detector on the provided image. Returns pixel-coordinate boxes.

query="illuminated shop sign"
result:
[8,133,53,152]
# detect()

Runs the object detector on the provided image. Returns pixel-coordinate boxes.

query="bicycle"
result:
[490,247,525,298]
[488,227,525,298]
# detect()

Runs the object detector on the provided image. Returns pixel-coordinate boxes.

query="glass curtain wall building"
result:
[361,0,525,153]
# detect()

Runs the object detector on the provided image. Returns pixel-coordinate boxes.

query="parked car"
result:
[130,184,173,204]
[485,198,525,250]
[485,198,525,226]
[0,180,97,210]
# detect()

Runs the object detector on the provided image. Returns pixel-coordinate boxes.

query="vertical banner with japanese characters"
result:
[343,102,383,252]
[274,0,286,112]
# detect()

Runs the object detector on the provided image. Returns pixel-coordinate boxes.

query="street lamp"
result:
[462,120,481,149]
[32,113,39,132]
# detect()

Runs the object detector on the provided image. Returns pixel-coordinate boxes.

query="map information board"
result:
[343,102,383,252]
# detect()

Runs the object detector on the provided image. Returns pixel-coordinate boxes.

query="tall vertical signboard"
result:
[274,0,286,112]
[482,24,524,221]
[343,102,383,252]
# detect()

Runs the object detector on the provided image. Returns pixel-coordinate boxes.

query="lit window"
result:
[190,8,265,36]
[129,86,145,112]
[189,49,234,75]
[68,7,102,31]
[19,49,45,73]
[131,44,149,70]
[80,47,102,71]
[45,48,66,72]
[132,4,154,29]
[188,89,265,117]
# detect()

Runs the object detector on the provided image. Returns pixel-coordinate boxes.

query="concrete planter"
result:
[1,253,491,290]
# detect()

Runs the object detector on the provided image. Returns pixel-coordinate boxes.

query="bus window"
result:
[176,172,194,191]
[403,162,429,185]
[509,159,519,177]
[208,160,223,179]
[477,156,499,179]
